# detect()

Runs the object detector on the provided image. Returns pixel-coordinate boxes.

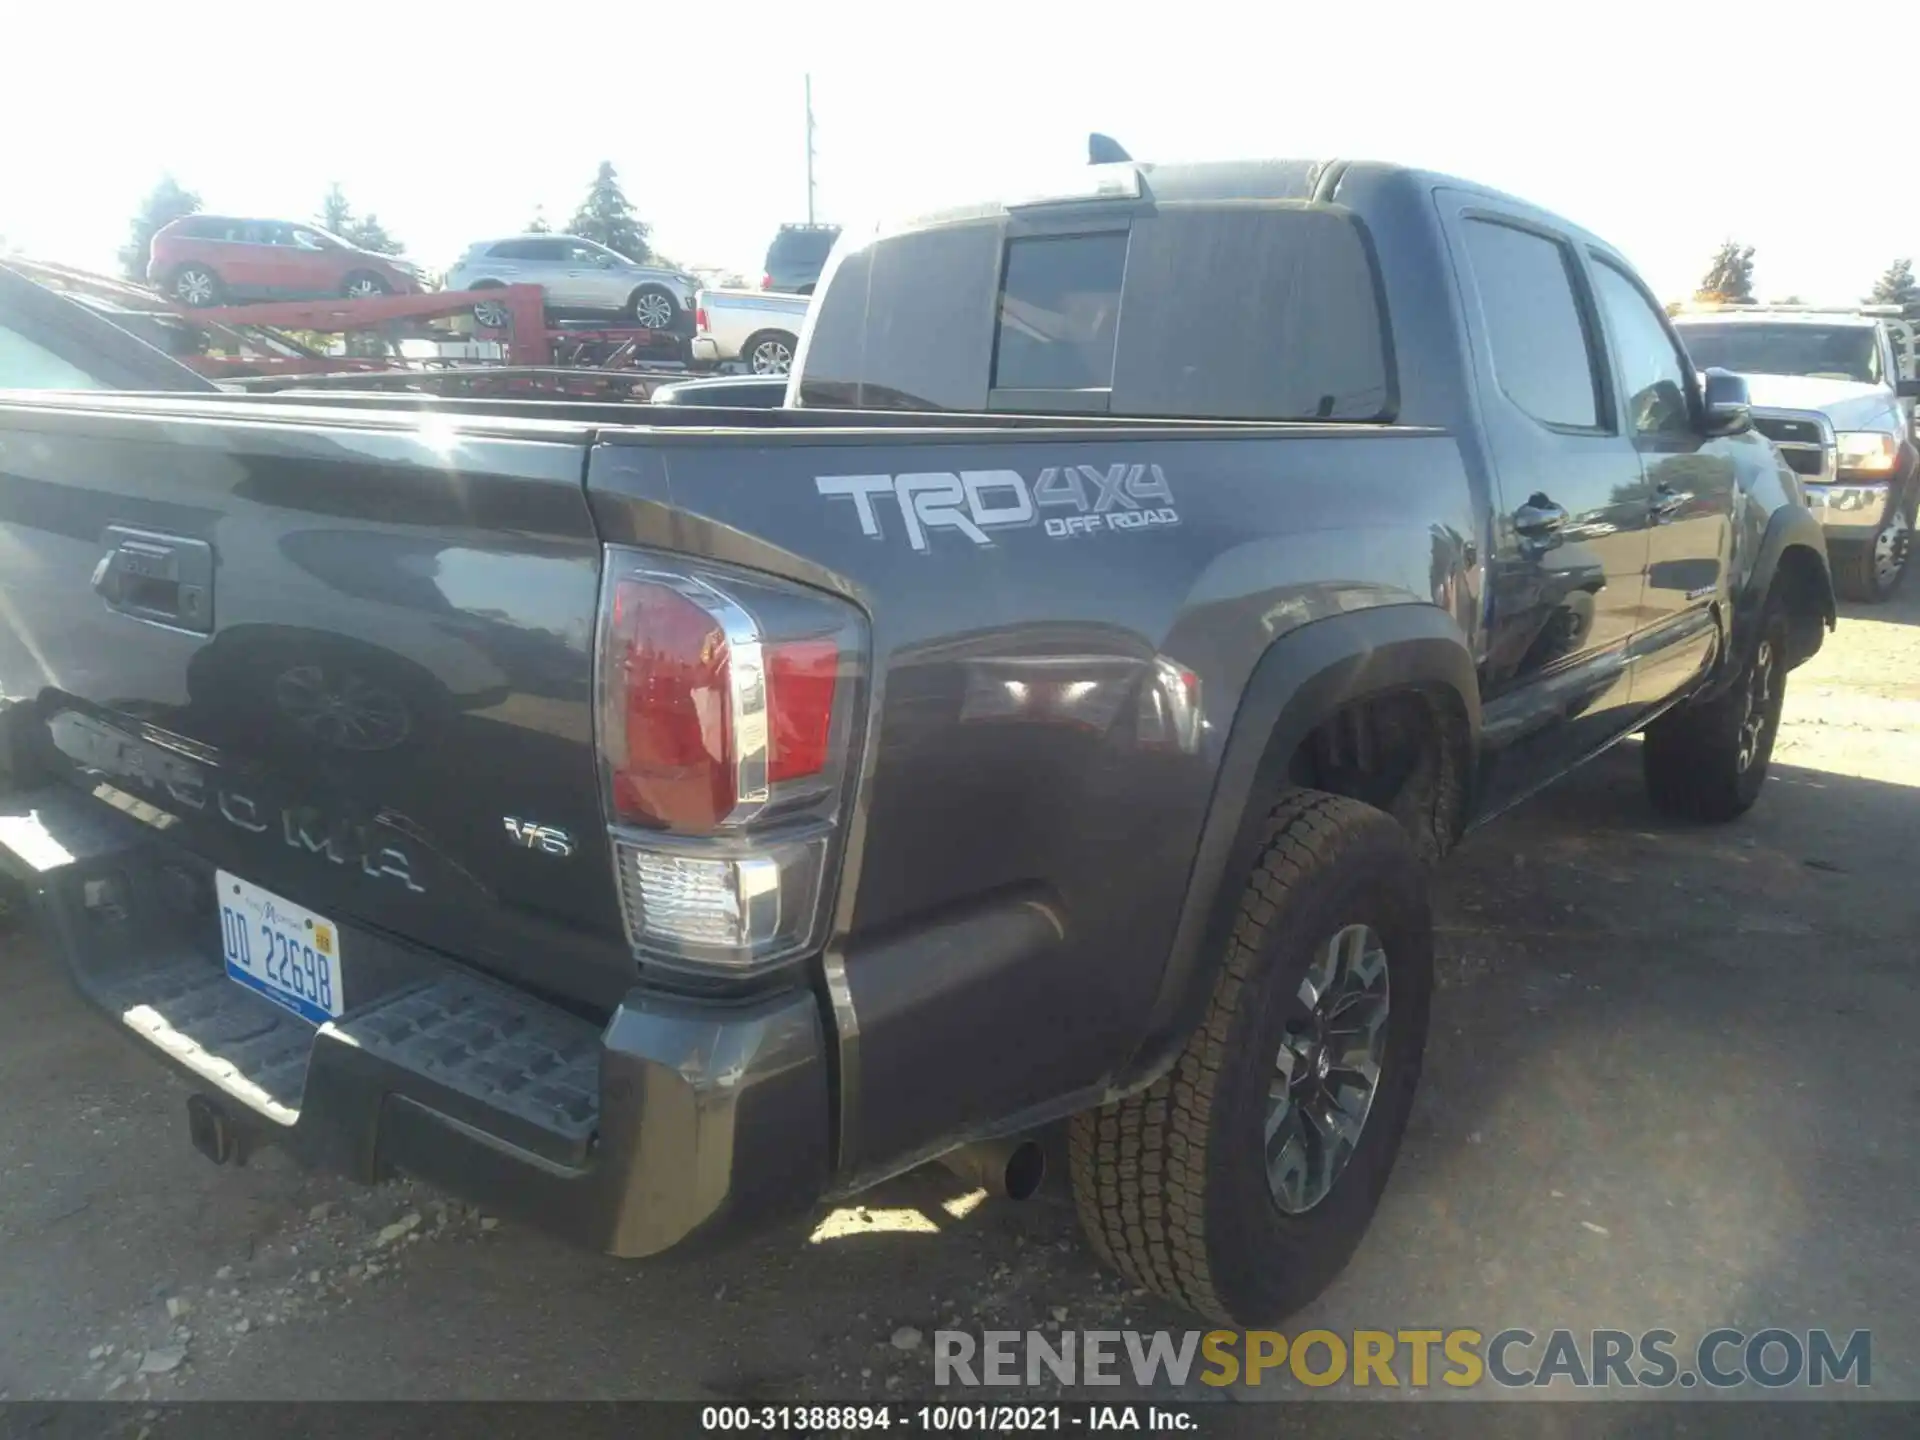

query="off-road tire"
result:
[1068,789,1433,1324]
[1643,595,1789,822]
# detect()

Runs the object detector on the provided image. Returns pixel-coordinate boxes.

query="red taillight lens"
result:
[606,578,846,830]
[695,305,708,331]
[609,580,734,830]
[767,639,838,783]
[761,273,773,290]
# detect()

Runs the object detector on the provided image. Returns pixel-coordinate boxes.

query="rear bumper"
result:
[0,786,830,1258]
[690,336,725,365]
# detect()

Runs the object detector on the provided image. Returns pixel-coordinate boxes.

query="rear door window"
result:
[1461,219,1603,429]
[1111,206,1392,420]
[991,233,1128,392]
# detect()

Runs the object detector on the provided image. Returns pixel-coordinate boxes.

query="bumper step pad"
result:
[336,977,601,1149]
[94,953,312,1124]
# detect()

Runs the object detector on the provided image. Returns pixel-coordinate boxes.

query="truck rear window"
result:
[797,204,1394,421]
[992,233,1129,391]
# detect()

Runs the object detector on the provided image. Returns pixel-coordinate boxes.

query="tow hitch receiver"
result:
[187,1093,255,1167]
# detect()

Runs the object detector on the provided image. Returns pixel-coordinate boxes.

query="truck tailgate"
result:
[0,397,633,1012]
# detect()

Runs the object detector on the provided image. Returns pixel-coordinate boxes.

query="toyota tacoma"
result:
[0,155,1835,1324]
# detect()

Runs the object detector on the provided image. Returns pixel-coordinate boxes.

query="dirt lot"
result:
[3,585,1917,1404]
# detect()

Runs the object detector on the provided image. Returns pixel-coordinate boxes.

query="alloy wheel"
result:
[633,292,675,329]
[749,337,794,375]
[1264,923,1391,1215]
[472,299,510,329]
[1874,508,1912,592]
[175,268,216,305]
[1735,637,1778,774]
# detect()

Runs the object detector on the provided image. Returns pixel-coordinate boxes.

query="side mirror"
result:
[1698,367,1752,437]
[595,253,619,268]
[1897,377,1920,400]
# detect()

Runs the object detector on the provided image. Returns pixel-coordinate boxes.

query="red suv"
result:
[147,216,426,307]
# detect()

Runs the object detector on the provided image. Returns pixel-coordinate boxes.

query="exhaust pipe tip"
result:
[1002,1138,1046,1201]
[938,1137,1046,1201]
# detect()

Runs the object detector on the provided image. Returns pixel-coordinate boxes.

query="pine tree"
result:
[119,175,201,281]
[345,215,402,255]
[316,185,403,254]
[1695,241,1756,304]
[567,162,651,261]
[1868,258,1918,308]
[320,183,353,235]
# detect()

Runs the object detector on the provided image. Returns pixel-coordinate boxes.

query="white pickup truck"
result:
[1673,304,1920,602]
[690,287,810,375]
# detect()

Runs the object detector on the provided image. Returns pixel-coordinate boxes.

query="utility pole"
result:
[805,73,817,224]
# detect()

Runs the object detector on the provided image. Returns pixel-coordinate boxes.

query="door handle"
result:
[1514,497,1569,538]
[93,526,214,633]
[1650,486,1688,521]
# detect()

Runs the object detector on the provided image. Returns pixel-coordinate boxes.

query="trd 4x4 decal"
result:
[815,464,1180,552]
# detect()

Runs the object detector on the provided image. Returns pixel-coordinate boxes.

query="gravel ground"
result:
[2,585,1916,1404]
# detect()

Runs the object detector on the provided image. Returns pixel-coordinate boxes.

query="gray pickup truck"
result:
[0,155,1834,1326]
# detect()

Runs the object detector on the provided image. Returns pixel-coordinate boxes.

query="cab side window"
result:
[1591,259,1693,438]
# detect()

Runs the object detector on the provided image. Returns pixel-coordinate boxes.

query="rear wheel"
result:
[170,264,222,307]
[1643,594,1789,821]
[1830,499,1912,603]
[342,271,391,300]
[1069,789,1432,1324]
[743,330,797,376]
[628,285,679,330]
[470,285,511,329]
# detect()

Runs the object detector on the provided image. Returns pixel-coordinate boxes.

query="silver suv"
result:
[444,235,698,331]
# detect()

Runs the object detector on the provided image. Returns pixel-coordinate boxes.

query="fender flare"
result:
[1115,603,1480,1094]
[1727,503,1835,684]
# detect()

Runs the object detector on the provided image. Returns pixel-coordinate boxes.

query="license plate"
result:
[216,870,345,1024]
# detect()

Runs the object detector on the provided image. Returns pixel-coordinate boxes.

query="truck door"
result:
[1438,194,1652,810]
[1585,253,1735,710]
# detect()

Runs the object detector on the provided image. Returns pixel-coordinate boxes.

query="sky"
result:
[2,0,1913,305]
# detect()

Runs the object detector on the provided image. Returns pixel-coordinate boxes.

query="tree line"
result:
[116,161,656,280]
[1691,240,1917,310]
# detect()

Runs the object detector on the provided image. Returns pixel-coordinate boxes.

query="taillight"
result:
[606,580,735,830]
[695,304,708,332]
[596,551,867,977]
[761,273,773,290]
